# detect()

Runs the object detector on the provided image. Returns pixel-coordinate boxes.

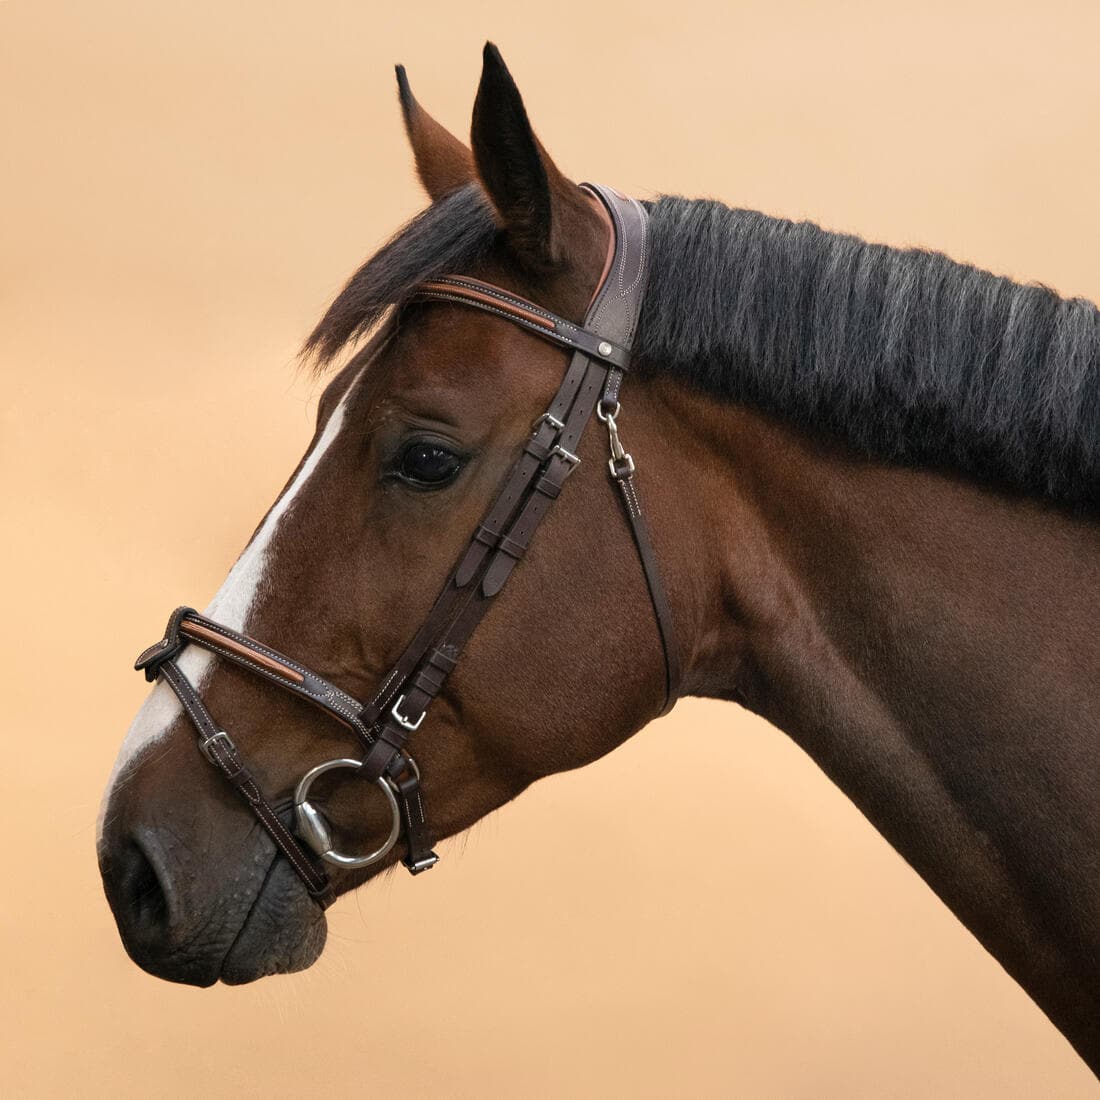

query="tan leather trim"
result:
[180,620,306,683]
[418,280,557,331]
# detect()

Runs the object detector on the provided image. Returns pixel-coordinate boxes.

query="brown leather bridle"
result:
[134,183,680,908]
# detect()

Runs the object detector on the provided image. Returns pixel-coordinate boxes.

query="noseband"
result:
[134,184,680,907]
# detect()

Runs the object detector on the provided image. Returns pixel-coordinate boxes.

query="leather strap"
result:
[416,277,632,369]
[133,182,681,901]
[137,608,376,747]
[135,625,334,905]
[355,185,679,795]
[609,457,682,713]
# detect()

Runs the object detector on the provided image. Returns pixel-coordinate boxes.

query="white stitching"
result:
[162,659,327,892]
[622,477,643,519]
[436,277,562,325]
[366,666,402,710]
[185,623,366,730]
[186,616,363,711]
[418,292,579,350]
[189,618,320,680]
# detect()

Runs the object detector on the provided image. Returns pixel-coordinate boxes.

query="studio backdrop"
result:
[3,1,1098,1096]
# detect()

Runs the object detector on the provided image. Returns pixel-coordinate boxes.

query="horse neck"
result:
[652,379,1100,1072]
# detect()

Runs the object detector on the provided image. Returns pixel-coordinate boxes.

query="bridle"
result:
[134,183,680,907]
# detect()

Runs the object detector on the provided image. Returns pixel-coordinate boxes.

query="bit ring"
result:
[293,758,401,869]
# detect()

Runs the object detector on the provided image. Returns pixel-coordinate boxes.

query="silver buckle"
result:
[391,694,425,732]
[200,730,236,764]
[549,444,580,467]
[532,412,564,433]
[405,852,440,874]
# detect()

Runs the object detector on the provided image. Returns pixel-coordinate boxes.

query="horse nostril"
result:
[111,836,172,937]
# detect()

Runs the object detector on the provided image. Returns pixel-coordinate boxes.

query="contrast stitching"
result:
[162,653,329,894]
[366,666,402,711]
[622,477,643,520]
[418,292,579,351]
[186,630,367,732]
[435,277,562,325]
[185,617,361,711]
[185,617,317,679]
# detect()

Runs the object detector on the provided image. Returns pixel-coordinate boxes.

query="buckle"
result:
[549,444,580,467]
[532,412,564,434]
[404,851,440,875]
[200,730,237,764]
[391,694,425,732]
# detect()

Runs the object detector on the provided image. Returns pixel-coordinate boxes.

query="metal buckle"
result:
[404,852,440,874]
[549,444,581,467]
[532,412,564,434]
[391,694,425,732]
[200,730,236,764]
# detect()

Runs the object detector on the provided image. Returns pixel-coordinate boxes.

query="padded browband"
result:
[415,276,633,369]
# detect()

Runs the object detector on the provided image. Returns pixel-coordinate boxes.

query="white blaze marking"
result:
[97,373,362,843]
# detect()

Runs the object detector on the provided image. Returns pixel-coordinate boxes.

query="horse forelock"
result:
[302,184,498,371]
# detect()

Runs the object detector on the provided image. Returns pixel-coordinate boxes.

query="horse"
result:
[98,43,1100,1074]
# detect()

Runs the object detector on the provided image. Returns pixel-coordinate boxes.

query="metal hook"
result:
[598,403,635,478]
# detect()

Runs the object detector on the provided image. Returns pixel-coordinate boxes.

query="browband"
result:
[416,276,632,369]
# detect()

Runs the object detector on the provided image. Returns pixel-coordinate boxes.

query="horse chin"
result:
[217,859,328,985]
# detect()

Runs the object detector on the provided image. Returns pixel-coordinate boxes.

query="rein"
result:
[134,183,680,907]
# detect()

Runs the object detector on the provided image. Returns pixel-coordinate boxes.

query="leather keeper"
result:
[412,666,447,696]
[497,533,527,560]
[523,438,553,462]
[473,525,500,548]
[455,540,490,588]
[207,743,249,786]
[360,730,405,781]
[427,645,457,673]
[532,473,563,500]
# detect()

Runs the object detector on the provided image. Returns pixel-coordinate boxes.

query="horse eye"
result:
[396,441,464,488]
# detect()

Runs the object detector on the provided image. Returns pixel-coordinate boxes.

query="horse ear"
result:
[471,42,593,270]
[395,65,475,201]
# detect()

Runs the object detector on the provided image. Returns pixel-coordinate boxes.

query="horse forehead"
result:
[377,306,566,401]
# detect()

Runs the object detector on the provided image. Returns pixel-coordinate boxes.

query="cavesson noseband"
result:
[135,183,680,907]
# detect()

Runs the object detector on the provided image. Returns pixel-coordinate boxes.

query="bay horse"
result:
[98,44,1100,1074]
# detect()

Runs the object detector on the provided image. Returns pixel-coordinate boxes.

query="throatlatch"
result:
[134,183,680,904]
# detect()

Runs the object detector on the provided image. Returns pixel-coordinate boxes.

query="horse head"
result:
[98,44,690,985]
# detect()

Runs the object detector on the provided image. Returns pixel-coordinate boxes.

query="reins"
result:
[134,183,680,907]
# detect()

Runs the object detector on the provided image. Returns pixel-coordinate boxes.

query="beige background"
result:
[3,1,1098,1095]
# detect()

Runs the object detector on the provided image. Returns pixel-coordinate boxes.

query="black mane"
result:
[306,185,1100,508]
[637,196,1100,508]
